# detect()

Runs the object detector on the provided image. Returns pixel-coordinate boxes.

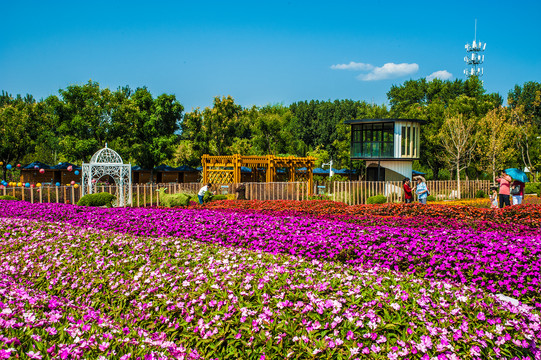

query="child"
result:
[489,186,498,209]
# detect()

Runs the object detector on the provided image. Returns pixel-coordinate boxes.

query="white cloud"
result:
[357,63,419,81]
[426,70,453,81]
[330,62,374,71]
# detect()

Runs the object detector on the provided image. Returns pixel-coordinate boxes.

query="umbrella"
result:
[504,168,529,183]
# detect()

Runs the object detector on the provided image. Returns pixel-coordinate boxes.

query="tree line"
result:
[1,78,540,182]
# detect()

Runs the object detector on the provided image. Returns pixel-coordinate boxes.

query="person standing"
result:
[511,180,525,205]
[496,170,512,208]
[403,178,413,203]
[489,186,499,209]
[415,177,428,204]
[198,183,212,204]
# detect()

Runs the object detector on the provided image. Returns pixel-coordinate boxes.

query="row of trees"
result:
[1,78,540,182]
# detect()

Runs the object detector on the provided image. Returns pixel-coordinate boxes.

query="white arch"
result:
[81,145,132,207]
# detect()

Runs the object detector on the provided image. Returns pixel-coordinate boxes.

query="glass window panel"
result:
[412,125,416,157]
[401,126,406,156]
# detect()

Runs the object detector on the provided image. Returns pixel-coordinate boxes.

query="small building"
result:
[20,161,81,185]
[132,165,200,184]
[344,118,426,181]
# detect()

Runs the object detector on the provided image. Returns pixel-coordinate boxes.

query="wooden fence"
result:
[330,180,491,205]
[0,180,491,206]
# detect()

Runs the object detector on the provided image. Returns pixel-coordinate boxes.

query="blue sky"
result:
[1,0,540,111]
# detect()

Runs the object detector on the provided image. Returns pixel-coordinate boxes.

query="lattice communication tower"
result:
[464,19,486,78]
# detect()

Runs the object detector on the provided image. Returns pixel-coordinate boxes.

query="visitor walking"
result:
[414,177,428,204]
[511,180,525,205]
[496,170,512,208]
[403,178,413,203]
[198,183,212,204]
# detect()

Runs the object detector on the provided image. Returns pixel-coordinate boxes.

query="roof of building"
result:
[344,118,428,125]
[22,161,53,170]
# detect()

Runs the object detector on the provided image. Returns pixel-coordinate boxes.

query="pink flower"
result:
[477,312,486,321]
[27,351,42,360]
[470,345,481,357]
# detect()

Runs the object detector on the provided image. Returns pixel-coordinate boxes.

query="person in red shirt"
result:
[496,170,512,208]
[403,178,413,203]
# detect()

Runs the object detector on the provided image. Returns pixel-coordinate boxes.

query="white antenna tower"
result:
[464,19,486,79]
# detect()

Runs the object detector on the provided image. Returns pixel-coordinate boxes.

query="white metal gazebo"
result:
[81,145,132,207]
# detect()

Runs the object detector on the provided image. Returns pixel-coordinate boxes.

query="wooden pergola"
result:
[201,154,315,189]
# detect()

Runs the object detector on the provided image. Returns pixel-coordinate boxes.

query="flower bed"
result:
[0,201,540,307]
[196,200,541,227]
[1,218,540,359]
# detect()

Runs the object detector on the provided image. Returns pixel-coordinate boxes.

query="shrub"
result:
[427,195,436,202]
[201,191,228,203]
[77,192,116,207]
[525,182,541,196]
[158,188,191,207]
[366,194,387,204]
[307,194,332,201]
[0,195,18,201]
[211,194,228,201]
[475,189,486,198]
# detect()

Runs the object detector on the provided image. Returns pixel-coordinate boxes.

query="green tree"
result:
[203,96,243,156]
[250,104,294,155]
[129,88,184,182]
[439,115,477,198]
[54,81,116,162]
[509,105,541,182]
[476,107,517,181]
[508,81,541,127]
[0,102,39,181]
[388,76,501,179]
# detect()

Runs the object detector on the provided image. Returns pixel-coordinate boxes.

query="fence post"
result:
[137,185,140,207]
[22,188,25,202]
[71,187,75,205]
[39,187,43,203]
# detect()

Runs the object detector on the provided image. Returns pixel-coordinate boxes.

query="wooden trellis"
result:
[201,154,315,190]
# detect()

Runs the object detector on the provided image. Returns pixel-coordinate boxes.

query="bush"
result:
[307,194,332,201]
[0,195,18,201]
[525,182,541,196]
[158,189,192,207]
[427,195,436,202]
[77,192,116,207]
[475,189,487,198]
[202,191,228,203]
[211,194,228,201]
[366,194,387,204]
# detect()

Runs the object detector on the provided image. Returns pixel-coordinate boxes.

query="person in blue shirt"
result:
[415,177,428,204]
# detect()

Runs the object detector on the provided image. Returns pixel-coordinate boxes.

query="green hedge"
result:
[158,188,192,207]
[77,192,116,207]
[366,194,387,204]
[475,189,487,198]
[0,195,18,201]
[525,182,541,196]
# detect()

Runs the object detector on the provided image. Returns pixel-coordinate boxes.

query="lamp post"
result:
[322,159,334,179]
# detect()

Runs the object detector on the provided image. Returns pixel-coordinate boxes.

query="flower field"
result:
[1,200,540,359]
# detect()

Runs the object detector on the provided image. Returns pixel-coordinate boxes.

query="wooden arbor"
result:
[201,154,315,189]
